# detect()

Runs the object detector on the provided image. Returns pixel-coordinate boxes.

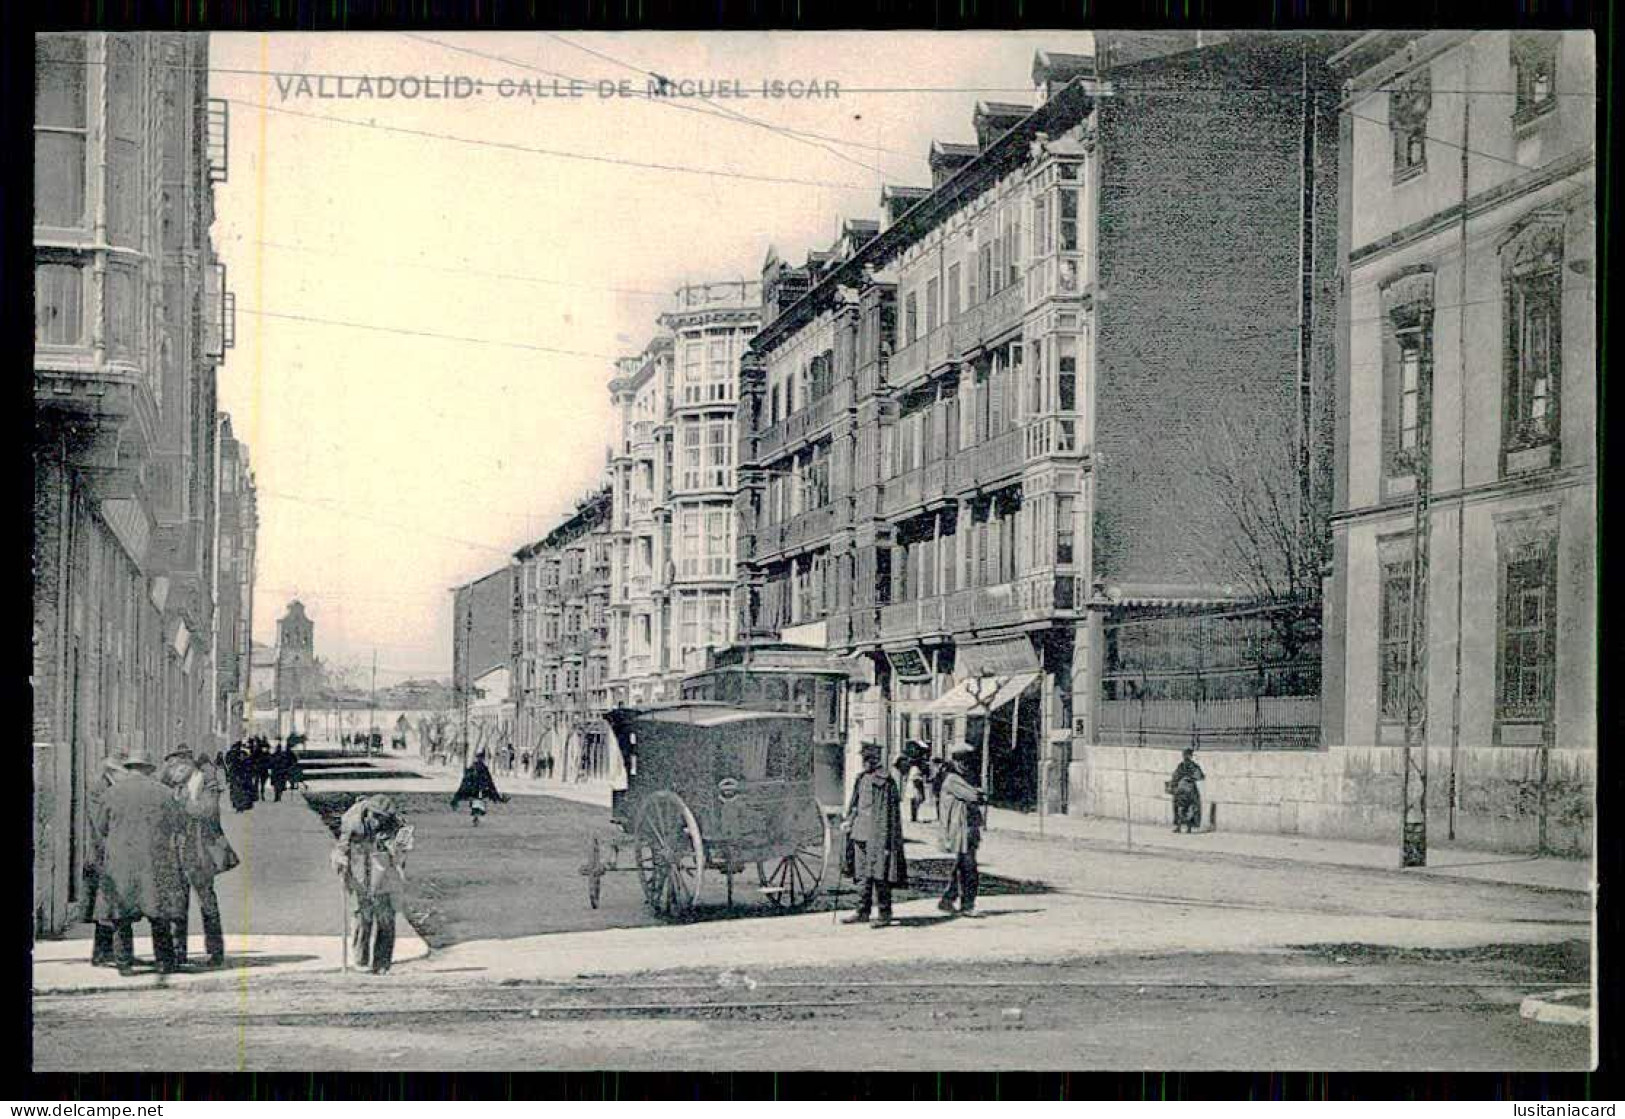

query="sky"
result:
[209,30,1094,681]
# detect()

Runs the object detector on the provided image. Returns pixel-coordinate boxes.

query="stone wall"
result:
[1069,743,1593,856]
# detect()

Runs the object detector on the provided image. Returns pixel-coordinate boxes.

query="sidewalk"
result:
[949,807,1593,895]
[34,781,427,995]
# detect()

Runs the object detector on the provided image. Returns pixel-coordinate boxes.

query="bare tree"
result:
[1187,400,1326,606]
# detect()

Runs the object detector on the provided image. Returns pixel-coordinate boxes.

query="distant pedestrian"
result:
[84,755,133,967]
[269,745,294,801]
[330,795,411,974]
[937,744,987,917]
[450,749,508,826]
[1167,748,1205,834]
[251,740,271,799]
[928,757,950,823]
[905,751,928,824]
[225,741,256,812]
[94,746,187,975]
[840,742,908,929]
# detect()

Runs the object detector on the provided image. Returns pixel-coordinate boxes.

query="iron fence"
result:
[1100,600,1322,750]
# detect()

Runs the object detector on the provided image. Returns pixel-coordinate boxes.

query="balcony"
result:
[1024,415,1084,461]
[629,573,652,598]
[757,502,837,559]
[856,356,888,401]
[628,494,653,522]
[631,420,654,446]
[949,427,1024,492]
[890,336,925,387]
[945,571,1077,632]
[977,283,1024,348]
[926,322,954,373]
[879,595,947,642]
[880,456,950,519]
[755,382,849,464]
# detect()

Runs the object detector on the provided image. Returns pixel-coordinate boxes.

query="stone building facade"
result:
[512,489,616,782]
[1318,31,1596,854]
[33,32,236,933]
[214,414,257,742]
[737,39,1346,817]
[605,283,762,708]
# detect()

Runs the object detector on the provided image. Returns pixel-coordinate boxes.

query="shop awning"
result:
[923,672,1040,717]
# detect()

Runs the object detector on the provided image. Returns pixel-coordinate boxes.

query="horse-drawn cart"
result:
[581,703,833,919]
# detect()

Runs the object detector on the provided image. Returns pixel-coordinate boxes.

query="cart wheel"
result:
[633,791,705,919]
[756,801,832,911]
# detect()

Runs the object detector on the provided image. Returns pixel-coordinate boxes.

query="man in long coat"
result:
[841,742,908,928]
[937,744,988,916]
[160,748,237,968]
[330,795,410,974]
[94,747,187,974]
[84,755,133,966]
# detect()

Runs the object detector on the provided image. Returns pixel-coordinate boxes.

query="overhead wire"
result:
[216,95,871,191]
[410,32,913,163]
[240,238,676,300]
[531,31,897,177]
[233,305,624,360]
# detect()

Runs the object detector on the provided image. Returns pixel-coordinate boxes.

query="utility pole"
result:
[461,595,473,768]
[369,649,378,755]
[1400,436,1432,868]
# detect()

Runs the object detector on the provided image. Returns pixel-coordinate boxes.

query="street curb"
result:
[977,824,1593,898]
[1520,989,1592,1027]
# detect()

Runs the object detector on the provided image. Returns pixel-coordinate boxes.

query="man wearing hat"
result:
[937,744,988,916]
[83,755,133,966]
[330,794,411,973]
[93,745,188,974]
[840,742,908,928]
[159,746,237,968]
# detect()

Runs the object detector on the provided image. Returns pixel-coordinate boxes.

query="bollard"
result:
[1209,802,1218,832]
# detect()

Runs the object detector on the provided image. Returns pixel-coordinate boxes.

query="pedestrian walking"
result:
[84,755,133,967]
[928,756,950,823]
[840,742,908,929]
[329,795,412,974]
[269,744,294,801]
[159,748,237,968]
[906,750,928,824]
[93,746,188,975]
[251,739,271,799]
[450,749,509,825]
[225,741,255,812]
[937,744,987,917]
[1167,747,1205,833]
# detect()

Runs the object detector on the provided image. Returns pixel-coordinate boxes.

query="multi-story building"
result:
[451,565,516,759]
[33,32,235,933]
[738,39,1345,816]
[608,283,762,707]
[1321,31,1595,854]
[512,488,616,782]
[214,414,257,742]
[607,336,673,706]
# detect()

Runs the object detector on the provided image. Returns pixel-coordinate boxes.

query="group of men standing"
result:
[223,738,301,812]
[83,745,240,974]
[840,741,987,929]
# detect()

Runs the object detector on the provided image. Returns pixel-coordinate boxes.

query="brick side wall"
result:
[454,566,514,690]
[1093,47,1340,594]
